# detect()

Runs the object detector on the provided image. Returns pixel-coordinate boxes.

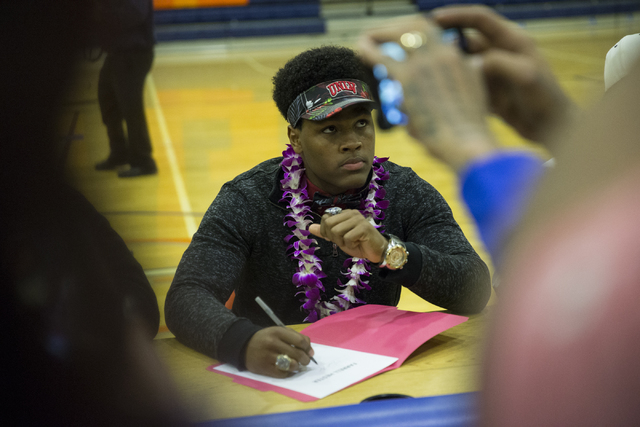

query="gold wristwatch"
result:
[378,234,409,270]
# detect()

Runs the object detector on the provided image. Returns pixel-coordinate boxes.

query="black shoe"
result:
[95,158,127,171]
[117,162,157,178]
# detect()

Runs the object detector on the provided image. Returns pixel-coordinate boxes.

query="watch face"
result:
[388,247,407,267]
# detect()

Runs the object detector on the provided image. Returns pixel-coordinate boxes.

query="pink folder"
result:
[207,305,467,401]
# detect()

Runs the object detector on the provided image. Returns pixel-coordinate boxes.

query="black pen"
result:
[255,296,317,364]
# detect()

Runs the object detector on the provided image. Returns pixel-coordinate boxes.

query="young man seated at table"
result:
[165,46,491,378]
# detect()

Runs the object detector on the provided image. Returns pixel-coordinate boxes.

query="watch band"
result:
[378,234,409,270]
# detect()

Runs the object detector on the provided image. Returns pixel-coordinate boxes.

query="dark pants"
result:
[98,48,154,167]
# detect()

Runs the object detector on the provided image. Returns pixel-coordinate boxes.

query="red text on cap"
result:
[327,81,357,97]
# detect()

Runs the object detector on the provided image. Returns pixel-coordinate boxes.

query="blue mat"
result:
[198,392,479,427]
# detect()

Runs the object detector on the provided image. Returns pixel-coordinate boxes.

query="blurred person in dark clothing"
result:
[0,1,185,424]
[94,0,158,177]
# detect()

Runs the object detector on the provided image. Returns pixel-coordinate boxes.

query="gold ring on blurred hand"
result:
[400,31,427,50]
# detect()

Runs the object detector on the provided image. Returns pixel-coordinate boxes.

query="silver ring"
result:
[400,31,427,50]
[275,354,292,371]
[325,207,342,216]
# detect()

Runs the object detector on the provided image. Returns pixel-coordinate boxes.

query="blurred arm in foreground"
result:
[360,5,640,426]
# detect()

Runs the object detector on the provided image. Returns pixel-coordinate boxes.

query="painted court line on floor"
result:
[147,74,198,238]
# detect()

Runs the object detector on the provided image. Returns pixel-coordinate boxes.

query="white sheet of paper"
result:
[213,343,398,399]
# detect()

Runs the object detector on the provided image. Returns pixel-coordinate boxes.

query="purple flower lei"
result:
[280,144,389,322]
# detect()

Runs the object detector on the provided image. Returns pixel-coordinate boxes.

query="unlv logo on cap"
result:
[326,81,357,97]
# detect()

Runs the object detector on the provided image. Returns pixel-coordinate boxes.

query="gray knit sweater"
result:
[165,158,491,368]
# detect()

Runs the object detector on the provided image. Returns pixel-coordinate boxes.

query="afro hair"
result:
[272,45,374,126]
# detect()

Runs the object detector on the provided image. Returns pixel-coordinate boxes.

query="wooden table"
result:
[154,309,490,423]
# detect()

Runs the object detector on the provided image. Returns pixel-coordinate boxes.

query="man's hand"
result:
[358,14,498,171]
[244,327,314,378]
[432,5,578,145]
[308,209,388,263]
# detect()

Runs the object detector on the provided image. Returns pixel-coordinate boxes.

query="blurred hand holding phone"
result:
[369,28,468,130]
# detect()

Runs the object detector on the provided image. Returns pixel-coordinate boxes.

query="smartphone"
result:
[367,28,469,130]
